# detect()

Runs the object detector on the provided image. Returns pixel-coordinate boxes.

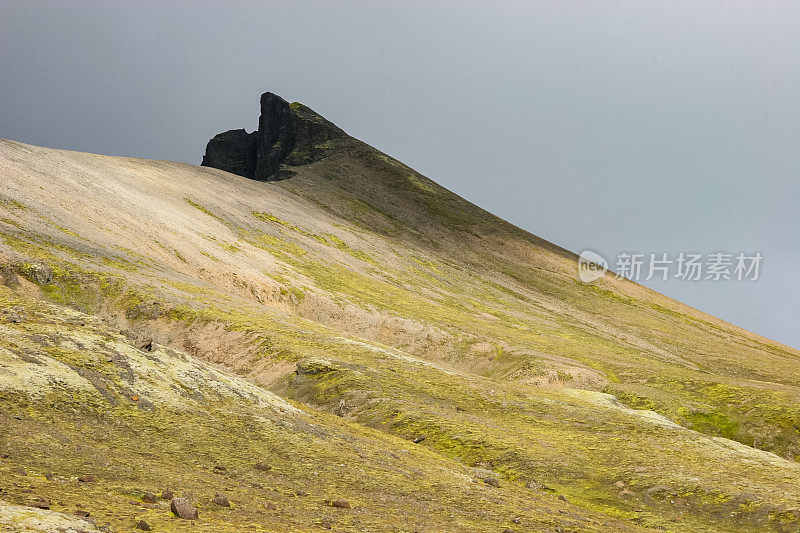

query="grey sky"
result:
[2,1,798,349]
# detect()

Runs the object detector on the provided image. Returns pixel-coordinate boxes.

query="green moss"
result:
[1,217,22,228]
[247,233,308,259]
[610,390,658,411]
[252,211,315,238]
[280,286,306,302]
[323,233,378,265]
[185,197,227,223]
[0,196,26,210]
[682,409,740,440]
[100,256,138,272]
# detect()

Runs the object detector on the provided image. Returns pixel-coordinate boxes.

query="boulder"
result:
[170,497,198,520]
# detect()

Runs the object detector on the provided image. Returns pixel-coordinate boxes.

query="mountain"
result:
[1,92,798,532]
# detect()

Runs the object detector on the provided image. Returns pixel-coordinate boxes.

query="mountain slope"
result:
[0,94,799,532]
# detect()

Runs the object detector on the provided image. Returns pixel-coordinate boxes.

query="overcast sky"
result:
[2,1,798,349]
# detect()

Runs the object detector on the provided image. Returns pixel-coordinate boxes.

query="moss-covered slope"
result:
[1,128,799,532]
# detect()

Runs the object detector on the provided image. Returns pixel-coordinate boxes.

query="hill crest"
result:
[201,92,345,181]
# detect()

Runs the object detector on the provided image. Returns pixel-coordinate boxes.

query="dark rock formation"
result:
[202,92,345,181]
[201,129,257,179]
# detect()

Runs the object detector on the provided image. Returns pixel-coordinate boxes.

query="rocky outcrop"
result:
[201,129,257,179]
[201,92,345,181]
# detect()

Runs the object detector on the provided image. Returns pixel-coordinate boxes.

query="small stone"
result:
[254,463,272,472]
[265,501,277,510]
[161,488,175,500]
[212,465,227,473]
[135,520,152,531]
[138,340,155,352]
[294,490,309,497]
[318,519,332,529]
[45,472,55,481]
[75,510,90,518]
[32,498,50,510]
[141,492,159,503]
[483,477,500,488]
[78,475,95,482]
[412,435,426,444]
[212,493,230,507]
[558,495,568,502]
[11,466,27,476]
[331,499,350,509]
[171,497,198,519]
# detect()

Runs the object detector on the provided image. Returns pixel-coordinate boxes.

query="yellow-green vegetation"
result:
[323,233,378,265]
[252,211,326,243]
[0,289,637,532]
[0,196,25,210]
[185,197,228,224]
[1,136,799,531]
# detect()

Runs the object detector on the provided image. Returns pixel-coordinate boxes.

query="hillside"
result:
[1,93,799,532]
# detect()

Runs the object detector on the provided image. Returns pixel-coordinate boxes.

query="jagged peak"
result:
[201,92,345,181]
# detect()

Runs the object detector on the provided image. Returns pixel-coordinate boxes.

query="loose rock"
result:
[331,499,350,509]
[161,488,174,500]
[135,519,152,531]
[141,492,159,504]
[212,493,231,507]
[78,475,95,482]
[32,498,50,510]
[138,340,156,352]
[171,497,198,520]
[254,463,272,472]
